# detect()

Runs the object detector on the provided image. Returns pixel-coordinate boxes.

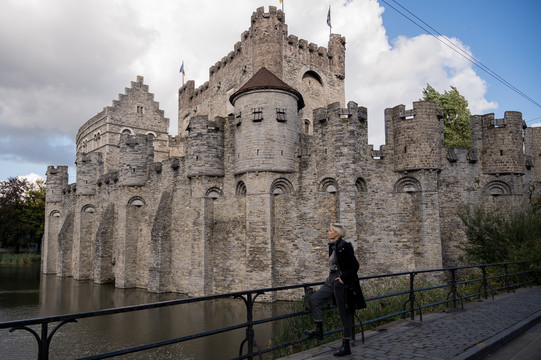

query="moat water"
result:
[0,265,285,359]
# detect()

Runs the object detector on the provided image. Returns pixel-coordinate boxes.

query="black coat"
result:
[330,238,367,310]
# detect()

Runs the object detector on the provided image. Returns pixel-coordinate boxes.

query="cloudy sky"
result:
[1,0,540,183]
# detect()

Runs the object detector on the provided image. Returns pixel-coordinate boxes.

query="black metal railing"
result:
[1,260,537,360]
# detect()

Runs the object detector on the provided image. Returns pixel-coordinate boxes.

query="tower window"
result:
[252,108,263,122]
[276,108,287,122]
[235,111,242,126]
[137,106,144,114]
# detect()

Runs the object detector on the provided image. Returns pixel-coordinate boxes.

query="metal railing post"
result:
[481,266,488,300]
[450,269,457,309]
[409,272,416,320]
[40,322,48,360]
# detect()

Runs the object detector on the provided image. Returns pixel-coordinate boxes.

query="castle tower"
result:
[390,101,444,172]
[249,6,285,77]
[479,111,525,175]
[75,152,103,195]
[118,134,154,186]
[178,6,345,137]
[230,67,304,175]
[45,166,69,203]
[185,115,225,177]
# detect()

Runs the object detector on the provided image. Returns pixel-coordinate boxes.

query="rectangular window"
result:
[235,111,242,126]
[276,108,287,122]
[252,108,263,122]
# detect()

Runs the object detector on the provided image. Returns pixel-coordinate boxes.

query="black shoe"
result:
[333,339,351,357]
[304,321,323,340]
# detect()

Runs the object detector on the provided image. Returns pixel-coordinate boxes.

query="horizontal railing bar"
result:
[1,260,538,360]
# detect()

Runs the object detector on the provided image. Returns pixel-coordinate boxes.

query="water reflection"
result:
[0,265,285,359]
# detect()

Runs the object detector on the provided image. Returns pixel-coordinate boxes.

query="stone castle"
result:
[42,6,541,299]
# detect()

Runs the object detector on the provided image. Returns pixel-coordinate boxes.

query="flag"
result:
[327,6,331,29]
[180,62,185,76]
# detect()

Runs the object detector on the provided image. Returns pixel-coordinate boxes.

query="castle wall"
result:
[42,6,539,301]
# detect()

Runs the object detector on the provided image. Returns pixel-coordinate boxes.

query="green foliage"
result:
[421,84,471,148]
[0,177,45,252]
[458,200,541,265]
[0,253,41,265]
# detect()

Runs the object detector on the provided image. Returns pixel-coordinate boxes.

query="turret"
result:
[390,101,444,172]
[118,134,154,186]
[185,115,225,177]
[230,67,304,175]
[328,34,346,81]
[479,111,525,175]
[75,152,103,195]
[249,6,286,77]
[45,166,69,203]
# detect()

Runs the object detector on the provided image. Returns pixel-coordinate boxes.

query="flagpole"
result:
[327,5,332,35]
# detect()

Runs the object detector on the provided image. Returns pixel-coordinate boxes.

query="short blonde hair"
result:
[330,223,346,238]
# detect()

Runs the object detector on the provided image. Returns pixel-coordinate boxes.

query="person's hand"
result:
[335,277,344,285]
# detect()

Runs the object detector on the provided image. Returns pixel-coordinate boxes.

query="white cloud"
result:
[0,0,499,179]
[18,173,44,184]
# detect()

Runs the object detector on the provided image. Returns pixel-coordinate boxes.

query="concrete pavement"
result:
[279,286,541,360]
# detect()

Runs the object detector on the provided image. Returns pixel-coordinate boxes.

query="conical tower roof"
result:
[229,67,305,109]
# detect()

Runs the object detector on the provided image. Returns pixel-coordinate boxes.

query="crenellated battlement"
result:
[178,6,345,135]
[475,111,525,175]
[76,152,103,196]
[45,166,69,203]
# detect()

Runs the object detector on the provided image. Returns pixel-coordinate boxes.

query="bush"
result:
[458,203,541,265]
[0,253,41,265]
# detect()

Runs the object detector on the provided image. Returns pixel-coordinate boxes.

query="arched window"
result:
[49,210,62,217]
[394,177,421,193]
[128,196,146,207]
[236,181,247,196]
[271,178,294,195]
[355,177,367,193]
[205,187,223,199]
[304,119,311,135]
[82,205,96,213]
[319,178,338,193]
[483,180,511,196]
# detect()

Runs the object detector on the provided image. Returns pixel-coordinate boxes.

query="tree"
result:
[0,177,45,252]
[421,84,471,148]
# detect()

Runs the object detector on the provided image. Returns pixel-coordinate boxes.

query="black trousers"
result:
[309,272,354,339]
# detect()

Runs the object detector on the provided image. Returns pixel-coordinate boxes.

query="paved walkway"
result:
[279,286,541,360]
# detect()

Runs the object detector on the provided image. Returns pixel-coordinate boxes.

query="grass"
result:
[0,253,41,265]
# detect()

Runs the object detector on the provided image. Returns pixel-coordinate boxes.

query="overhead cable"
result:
[380,0,541,123]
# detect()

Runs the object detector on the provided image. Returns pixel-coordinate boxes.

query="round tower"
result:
[392,101,444,172]
[230,67,304,175]
[481,111,524,174]
[185,115,225,177]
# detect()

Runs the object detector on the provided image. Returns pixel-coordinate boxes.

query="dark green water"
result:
[0,265,283,359]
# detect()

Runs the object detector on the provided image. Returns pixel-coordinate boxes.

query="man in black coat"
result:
[304,223,366,357]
